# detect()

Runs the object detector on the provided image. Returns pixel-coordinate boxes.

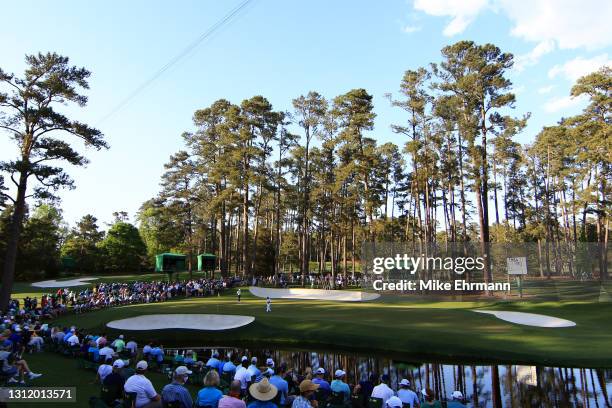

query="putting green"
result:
[38,290,612,368]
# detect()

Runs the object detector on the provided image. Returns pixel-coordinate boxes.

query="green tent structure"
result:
[197,253,217,272]
[155,253,187,273]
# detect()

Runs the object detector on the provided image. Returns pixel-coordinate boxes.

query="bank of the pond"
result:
[46,291,612,368]
[24,346,612,408]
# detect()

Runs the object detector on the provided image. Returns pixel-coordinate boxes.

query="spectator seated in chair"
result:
[161,366,193,408]
[292,379,320,408]
[101,359,127,406]
[384,397,403,408]
[247,377,278,408]
[0,341,42,385]
[396,380,419,408]
[371,375,395,406]
[219,381,247,408]
[446,391,466,408]
[311,368,330,401]
[419,389,441,408]
[330,370,351,405]
[124,360,162,408]
[196,369,223,408]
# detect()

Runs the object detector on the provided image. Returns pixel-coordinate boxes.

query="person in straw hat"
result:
[247,377,278,408]
[292,379,320,408]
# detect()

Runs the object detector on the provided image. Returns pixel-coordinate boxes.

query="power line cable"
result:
[97,0,254,125]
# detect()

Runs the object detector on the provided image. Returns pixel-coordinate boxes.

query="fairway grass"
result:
[24,351,203,408]
[9,275,612,367]
[37,290,612,368]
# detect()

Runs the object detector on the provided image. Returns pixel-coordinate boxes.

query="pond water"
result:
[165,346,611,408]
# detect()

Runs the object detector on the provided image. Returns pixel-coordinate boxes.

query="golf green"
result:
[38,289,612,368]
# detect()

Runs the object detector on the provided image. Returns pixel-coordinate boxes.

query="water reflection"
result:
[165,346,611,408]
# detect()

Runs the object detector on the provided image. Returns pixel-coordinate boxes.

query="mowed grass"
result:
[35,289,612,369]
[24,351,203,408]
[10,274,612,367]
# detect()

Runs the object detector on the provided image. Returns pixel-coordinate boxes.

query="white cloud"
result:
[537,85,555,94]
[500,0,612,50]
[543,94,588,113]
[548,54,611,82]
[514,40,555,71]
[413,0,488,36]
[413,0,612,51]
[402,24,422,33]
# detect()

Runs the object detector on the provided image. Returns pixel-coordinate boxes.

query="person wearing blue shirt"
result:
[330,370,351,403]
[222,355,236,375]
[312,368,331,398]
[63,329,73,343]
[269,366,289,406]
[150,344,165,363]
[247,378,278,408]
[87,341,100,362]
[206,352,221,370]
[196,370,223,408]
[161,366,193,408]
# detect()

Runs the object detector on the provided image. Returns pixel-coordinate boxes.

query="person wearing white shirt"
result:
[124,360,161,408]
[397,379,419,408]
[371,375,395,405]
[67,333,80,347]
[234,359,250,391]
[96,363,113,383]
[99,346,114,362]
[126,340,138,355]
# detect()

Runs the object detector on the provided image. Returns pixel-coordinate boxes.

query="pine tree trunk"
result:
[0,169,28,312]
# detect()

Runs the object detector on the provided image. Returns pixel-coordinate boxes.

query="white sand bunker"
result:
[32,277,98,288]
[250,286,380,302]
[473,310,576,328]
[107,314,255,331]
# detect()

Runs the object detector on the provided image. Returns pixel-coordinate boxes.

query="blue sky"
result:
[1,0,610,227]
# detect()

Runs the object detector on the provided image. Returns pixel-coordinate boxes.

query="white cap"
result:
[386,397,403,408]
[113,360,125,368]
[251,357,257,363]
[452,391,463,399]
[175,366,192,375]
[399,379,410,387]
[334,369,346,378]
[136,360,148,370]
[14,326,21,332]
[241,356,248,362]
[316,368,325,375]
[266,358,274,366]
[119,335,124,339]
[421,388,429,397]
